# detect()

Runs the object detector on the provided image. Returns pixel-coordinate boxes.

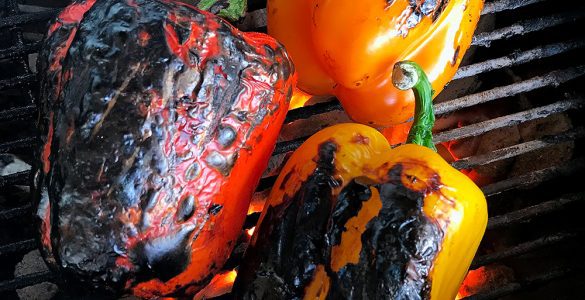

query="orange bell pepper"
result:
[267,0,484,126]
[234,62,487,299]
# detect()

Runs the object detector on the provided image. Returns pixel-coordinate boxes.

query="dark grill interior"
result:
[1,0,585,299]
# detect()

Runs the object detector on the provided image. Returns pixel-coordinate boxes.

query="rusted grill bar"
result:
[481,0,545,15]
[435,66,585,116]
[487,192,585,230]
[0,74,36,91]
[0,271,55,293]
[471,10,585,47]
[284,100,340,123]
[454,39,585,80]
[471,232,579,269]
[0,105,36,122]
[482,157,585,196]
[0,204,31,221]
[452,127,585,170]
[0,170,30,188]
[0,41,42,60]
[434,98,583,143]
[462,267,582,300]
[0,136,37,153]
[0,239,36,256]
[0,8,59,29]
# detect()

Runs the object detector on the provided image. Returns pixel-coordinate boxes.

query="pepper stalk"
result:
[392,61,437,151]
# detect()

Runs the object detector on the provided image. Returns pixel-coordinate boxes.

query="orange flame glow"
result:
[246,227,256,237]
[193,269,238,300]
[382,121,412,146]
[457,267,489,299]
[289,87,313,110]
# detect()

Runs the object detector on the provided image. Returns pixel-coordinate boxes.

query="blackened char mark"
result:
[234,141,338,300]
[329,164,443,300]
[326,176,375,248]
[133,225,196,282]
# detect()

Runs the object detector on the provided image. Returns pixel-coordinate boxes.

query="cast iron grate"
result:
[1,0,585,298]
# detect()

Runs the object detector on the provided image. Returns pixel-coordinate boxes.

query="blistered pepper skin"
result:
[33,0,294,297]
[234,62,487,300]
[267,0,483,126]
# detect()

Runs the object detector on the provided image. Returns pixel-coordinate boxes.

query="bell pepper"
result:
[267,0,484,126]
[34,0,294,298]
[234,61,487,299]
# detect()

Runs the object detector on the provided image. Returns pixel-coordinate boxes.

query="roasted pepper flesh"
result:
[235,62,487,299]
[267,0,484,126]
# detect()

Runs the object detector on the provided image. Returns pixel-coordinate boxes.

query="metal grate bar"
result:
[454,39,585,79]
[482,0,546,15]
[434,98,583,143]
[0,105,36,122]
[452,127,585,170]
[482,157,585,196]
[471,231,579,269]
[462,266,582,300]
[435,66,585,116]
[0,74,36,91]
[0,9,59,30]
[0,170,30,188]
[0,271,55,293]
[472,10,585,47]
[487,193,585,230]
[0,136,37,153]
[273,136,307,156]
[0,41,42,60]
[0,239,36,256]
[0,204,31,222]
[284,99,341,124]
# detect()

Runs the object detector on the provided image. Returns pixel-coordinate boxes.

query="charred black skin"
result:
[234,143,443,300]
[33,0,291,295]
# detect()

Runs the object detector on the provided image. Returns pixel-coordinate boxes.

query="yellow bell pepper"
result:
[234,61,487,299]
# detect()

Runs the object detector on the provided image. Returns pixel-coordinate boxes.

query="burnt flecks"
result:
[406,0,448,28]
[451,46,461,66]
[208,203,223,215]
[34,0,293,296]
[235,164,444,300]
[234,141,339,300]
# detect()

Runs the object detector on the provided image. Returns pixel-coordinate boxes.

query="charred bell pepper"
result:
[234,61,487,299]
[267,0,483,126]
[33,0,294,298]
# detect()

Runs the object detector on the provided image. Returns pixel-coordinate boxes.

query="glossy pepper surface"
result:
[34,0,294,298]
[267,0,484,126]
[234,62,487,299]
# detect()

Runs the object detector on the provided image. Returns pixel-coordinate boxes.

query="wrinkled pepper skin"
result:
[33,0,294,297]
[267,0,483,126]
[234,62,487,300]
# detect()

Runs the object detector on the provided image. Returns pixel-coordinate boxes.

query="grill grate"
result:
[1,0,585,299]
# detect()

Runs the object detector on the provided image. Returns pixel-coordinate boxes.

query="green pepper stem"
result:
[392,61,437,151]
[196,0,247,21]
